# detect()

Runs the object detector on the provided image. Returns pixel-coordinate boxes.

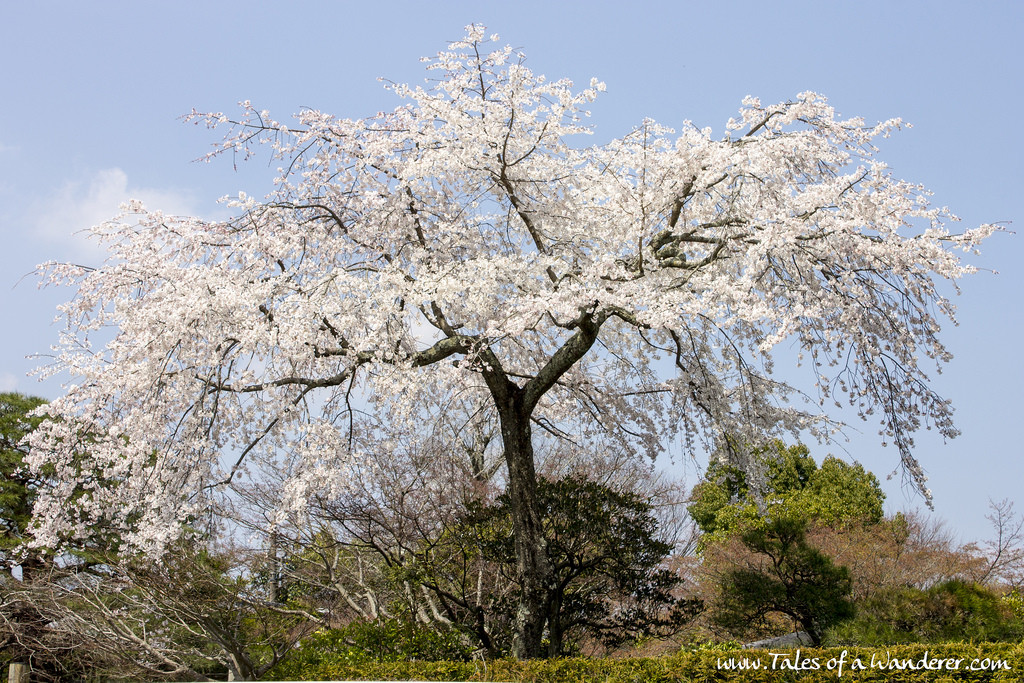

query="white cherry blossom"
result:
[27,27,995,657]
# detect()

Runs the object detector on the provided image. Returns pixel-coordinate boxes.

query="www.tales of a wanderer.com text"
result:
[717,649,1012,678]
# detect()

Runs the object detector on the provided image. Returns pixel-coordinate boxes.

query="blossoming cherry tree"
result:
[29,28,995,657]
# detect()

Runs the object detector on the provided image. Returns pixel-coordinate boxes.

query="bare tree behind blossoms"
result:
[1,546,311,681]
[27,26,998,658]
[966,499,1024,589]
[232,435,695,657]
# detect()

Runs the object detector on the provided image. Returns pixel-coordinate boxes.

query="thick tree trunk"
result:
[8,663,30,683]
[496,397,553,659]
[479,314,604,658]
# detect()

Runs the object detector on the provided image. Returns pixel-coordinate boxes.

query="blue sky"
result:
[2,1,1021,542]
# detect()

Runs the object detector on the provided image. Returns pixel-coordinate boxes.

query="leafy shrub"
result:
[270,618,474,678]
[827,580,1024,646]
[1003,589,1024,619]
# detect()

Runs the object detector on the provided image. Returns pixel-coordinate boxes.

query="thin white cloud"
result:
[31,168,213,264]
[0,372,18,392]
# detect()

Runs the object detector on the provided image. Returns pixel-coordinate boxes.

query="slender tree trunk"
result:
[496,395,553,659]
[546,592,564,657]
[267,530,279,604]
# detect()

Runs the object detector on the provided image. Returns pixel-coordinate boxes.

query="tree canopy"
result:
[27,27,994,657]
[464,475,699,655]
[689,441,885,543]
[711,516,855,645]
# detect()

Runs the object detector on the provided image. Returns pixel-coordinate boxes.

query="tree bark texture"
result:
[496,395,553,659]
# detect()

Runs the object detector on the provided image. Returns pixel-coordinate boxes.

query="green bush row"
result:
[266,642,1024,682]
[283,621,476,666]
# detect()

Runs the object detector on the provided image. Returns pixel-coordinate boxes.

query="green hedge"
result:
[266,642,1024,682]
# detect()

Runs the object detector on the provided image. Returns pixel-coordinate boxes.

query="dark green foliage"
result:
[464,475,700,656]
[712,517,855,645]
[689,442,885,544]
[827,580,1024,646]
[0,392,46,556]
